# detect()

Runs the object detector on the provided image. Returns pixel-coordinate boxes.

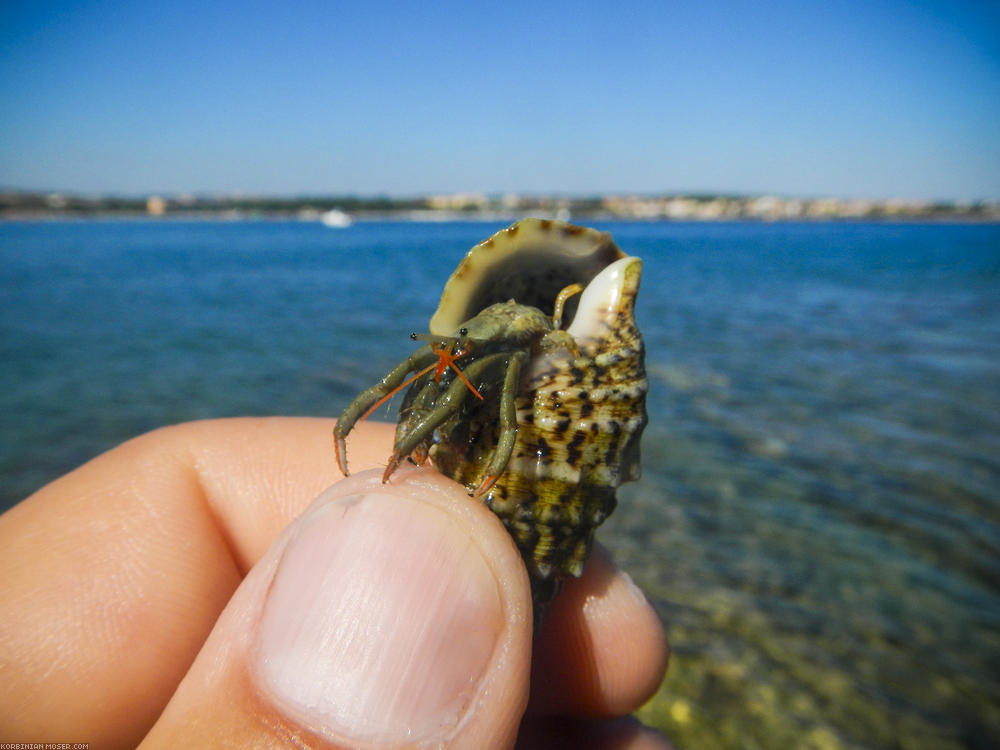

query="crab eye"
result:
[459,327,468,336]
[410,332,419,340]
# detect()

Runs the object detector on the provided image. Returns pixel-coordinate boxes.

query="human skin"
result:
[0,417,670,749]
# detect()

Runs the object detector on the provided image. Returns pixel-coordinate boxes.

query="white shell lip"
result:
[429,218,625,336]
[567,256,643,342]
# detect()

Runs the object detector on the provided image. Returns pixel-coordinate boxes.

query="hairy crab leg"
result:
[335,333,488,476]
[392,369,442,466]
[473,350,527,497]
[382,352,511,483]
[360,362,436,423]
[333,344,438,476]
[360,338,485,440]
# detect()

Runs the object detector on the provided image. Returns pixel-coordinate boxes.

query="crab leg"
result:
[334,344,437,476]
[382,352,512,482]
[392,368,442,464]
[474,350,527,497]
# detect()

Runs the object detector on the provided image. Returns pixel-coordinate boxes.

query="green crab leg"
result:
[474,350,527,497]
[382,351,512,483]
[334,344,437,476]
[392,367,441,461]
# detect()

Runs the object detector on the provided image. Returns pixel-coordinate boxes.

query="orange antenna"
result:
[429,335,483,400]
[359,362,437,422]
[414,328,483,400]
[359,335,483,424]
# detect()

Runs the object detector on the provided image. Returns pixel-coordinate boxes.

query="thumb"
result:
[142,465,533,749]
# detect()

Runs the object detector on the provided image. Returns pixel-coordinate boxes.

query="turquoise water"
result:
[2,219,999,747]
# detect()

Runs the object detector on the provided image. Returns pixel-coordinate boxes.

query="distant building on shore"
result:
[146,195,166,216]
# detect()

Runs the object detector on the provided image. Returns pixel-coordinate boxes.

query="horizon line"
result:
[3,186,999,205]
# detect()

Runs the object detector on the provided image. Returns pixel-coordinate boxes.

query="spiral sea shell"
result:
[334,218,647,623]
[425,219,648,616]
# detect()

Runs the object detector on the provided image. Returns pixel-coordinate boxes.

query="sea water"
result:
[2,218,998,748]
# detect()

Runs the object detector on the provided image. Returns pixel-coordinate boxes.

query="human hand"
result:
[0,418,670,748]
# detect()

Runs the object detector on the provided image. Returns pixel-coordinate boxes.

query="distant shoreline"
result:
[3,212,1000,226]
[2,190,998,223]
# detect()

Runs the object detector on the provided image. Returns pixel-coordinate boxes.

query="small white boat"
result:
[320,209,353,228]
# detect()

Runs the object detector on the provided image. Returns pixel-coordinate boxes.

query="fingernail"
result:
[254,491,503,745]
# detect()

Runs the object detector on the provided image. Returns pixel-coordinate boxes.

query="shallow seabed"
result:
[2,219,999,748]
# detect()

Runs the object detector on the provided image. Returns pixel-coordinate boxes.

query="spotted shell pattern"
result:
[427,219,647,611]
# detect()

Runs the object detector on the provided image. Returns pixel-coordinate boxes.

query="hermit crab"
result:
[335,218,647,623]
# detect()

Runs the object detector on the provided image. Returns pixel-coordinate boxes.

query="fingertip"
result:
[529,546,669,717]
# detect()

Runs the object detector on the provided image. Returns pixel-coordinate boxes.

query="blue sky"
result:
[1,0,998,200]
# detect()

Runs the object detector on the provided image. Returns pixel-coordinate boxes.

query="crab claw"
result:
[473,473,500,498]
[381,450,410,484]
[334,436,350,477]
[409,443,430,466]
